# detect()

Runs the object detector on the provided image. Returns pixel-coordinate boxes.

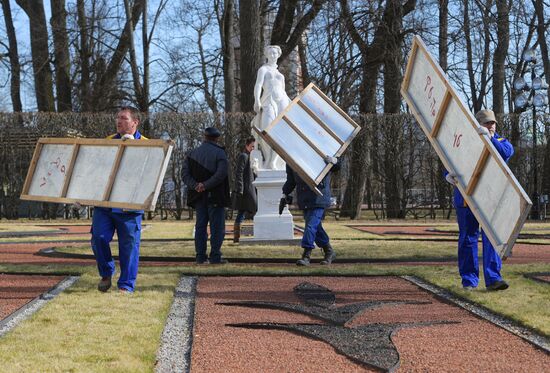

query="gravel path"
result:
[155,276,197,373]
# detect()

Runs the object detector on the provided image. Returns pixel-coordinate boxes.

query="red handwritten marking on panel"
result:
[40,156,67,188]
[50,157,66,173]
[424,75,438,117]
[453,132,462,148]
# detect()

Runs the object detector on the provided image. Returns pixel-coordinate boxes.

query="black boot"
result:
[320,245,335,265]
[233,223,241,243]
[296,248,312,266]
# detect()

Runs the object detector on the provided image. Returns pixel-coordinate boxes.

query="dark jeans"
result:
[234,210,247,225]
[195,198,226,262]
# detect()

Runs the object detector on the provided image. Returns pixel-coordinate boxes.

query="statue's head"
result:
[265,45,282,61]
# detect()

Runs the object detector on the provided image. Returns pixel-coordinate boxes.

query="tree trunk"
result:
[436,0,450,213]
[533,0,550,196]
[221,0,236,113]
[15,0,56,111]
[382,0,415,219]
[217,0,237,150]
[239,0,262,114]
[492,0,509,114]
[76,0,91,112]
[124,0,144,107]
[0,0,22,112]
[297,34,310,89]
[50,0,73,112]
[339,0,384,218]
[142,0,150,113]
[269,0,326,63]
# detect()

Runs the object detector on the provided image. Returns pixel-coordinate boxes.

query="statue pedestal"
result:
[251,169,295,240]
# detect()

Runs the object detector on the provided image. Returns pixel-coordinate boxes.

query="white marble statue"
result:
[251,45,290,170]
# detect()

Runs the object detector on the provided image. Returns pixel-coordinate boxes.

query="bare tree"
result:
[434,0,451,215]
[269,0,326,62]
[463,0,492,113]
[0,0,22,112]
[216,0,236,113]
[90,0,145,111]
[239,0,262,114]
[50,0,73,112]
[340,0,415,219]
[339,0,384,218]
[508,12,537,173]
[492,0,510,114]
[307,1,359,111]
[15,0,56,111]
[76,0,91,111]
[533,0,550,196]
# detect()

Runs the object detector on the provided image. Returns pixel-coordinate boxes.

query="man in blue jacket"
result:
[92,106,147,293]
[446,109,513,291]
[282,156,339,266]
[182,127,231,264]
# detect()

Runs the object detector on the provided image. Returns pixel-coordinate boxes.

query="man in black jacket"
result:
[182,127,231,264]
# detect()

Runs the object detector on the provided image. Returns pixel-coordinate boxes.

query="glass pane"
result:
[270,119,325,180]
[301,89,355,141]
[285,104,340,156]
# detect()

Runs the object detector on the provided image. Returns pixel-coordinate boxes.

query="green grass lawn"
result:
[0,219,548,372]
[0,268,180,373]
[58,237,458,261]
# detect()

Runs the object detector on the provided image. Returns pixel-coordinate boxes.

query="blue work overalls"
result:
[453,133,514,288]
[90,131,147,292]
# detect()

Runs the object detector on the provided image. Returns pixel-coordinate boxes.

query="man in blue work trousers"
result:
[446,109,513,291]
[282,156,339,266]
[182,127,231,264]
[91,106,147,293]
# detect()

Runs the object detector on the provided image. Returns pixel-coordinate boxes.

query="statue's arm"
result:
[253,67,266,113]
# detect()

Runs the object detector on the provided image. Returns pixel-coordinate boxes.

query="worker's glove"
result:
[445,173,458,186]
[324,155,338,165]
[278,195,293,215]
[476,126,490,137]
[121,134,135,141]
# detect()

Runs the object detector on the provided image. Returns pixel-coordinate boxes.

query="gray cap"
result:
[475,109,497,125]
[204,127,221,138]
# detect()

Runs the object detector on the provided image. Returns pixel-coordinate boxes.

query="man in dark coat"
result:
[282,156,339,266]
[182,127,231,264]
[232,137,257,242]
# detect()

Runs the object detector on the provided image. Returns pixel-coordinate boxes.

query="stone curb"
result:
[0,275,80,338]
[403,275,550,354]
[155,276,197,373]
